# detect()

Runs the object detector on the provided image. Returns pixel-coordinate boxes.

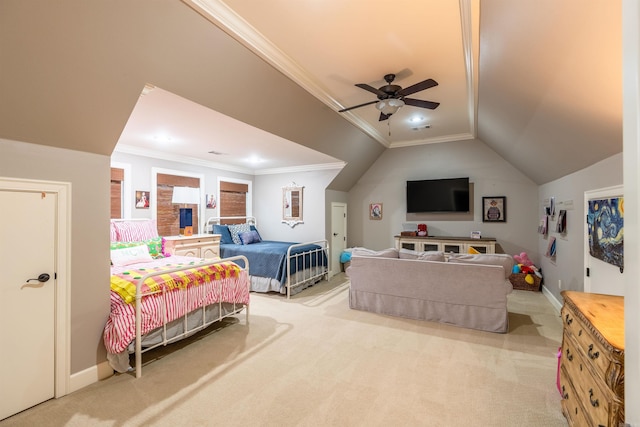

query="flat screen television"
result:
[406,177,470,213]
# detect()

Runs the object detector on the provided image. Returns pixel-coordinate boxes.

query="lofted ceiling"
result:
[123,0,622,183]
[117,0,478,173]
[185,0,479,148]
[0,1,623,186]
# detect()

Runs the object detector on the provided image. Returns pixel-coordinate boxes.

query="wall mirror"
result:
[282,182,304,228]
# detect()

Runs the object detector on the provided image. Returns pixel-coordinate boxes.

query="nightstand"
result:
[163,234,221,259]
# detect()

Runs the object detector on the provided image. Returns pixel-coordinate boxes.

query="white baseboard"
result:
[542,285,563,313]
[69,361,113,393]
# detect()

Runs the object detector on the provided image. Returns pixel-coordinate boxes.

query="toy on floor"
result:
[513,252,534,266]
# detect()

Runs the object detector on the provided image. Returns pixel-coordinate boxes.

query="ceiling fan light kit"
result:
[339,73,440,121]
[376,98,405,115]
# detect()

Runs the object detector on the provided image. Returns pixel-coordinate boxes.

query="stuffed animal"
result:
[520,265,535,274]
[513,252,534,267]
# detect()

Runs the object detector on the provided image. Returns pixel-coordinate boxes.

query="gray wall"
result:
[538,153,623,303]
[1,138,110,374]
[347,139,540,258]
[253,169,342,242]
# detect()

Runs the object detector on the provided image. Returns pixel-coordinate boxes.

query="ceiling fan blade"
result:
[355,83,387,98]
[338,100,378,113]
[397,78,438,97]
[403,98,440,109]
[378,112,391,121]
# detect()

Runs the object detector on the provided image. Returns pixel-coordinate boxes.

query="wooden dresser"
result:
[163,234,221,259]
[559,291,624,427]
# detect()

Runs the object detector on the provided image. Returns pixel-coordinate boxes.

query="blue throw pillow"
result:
[250,225,262,241]
[213,225,233,245]
[239,230,262,245]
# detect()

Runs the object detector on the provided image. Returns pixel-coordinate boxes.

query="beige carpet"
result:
[2,274,567,427]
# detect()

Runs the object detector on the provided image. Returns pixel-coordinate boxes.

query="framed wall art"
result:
[587,197,623,271]
[482,196,506,222]
[135,190,150,209]
[206,194,216,208]
[369,203,383,220]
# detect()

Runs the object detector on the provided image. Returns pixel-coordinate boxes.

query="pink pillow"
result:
[109,222,118,242]
[113,219,158,242]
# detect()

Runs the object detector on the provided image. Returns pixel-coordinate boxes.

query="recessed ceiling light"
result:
[247,156,265,164]
[409,116,424,123]
[152,134,174,143]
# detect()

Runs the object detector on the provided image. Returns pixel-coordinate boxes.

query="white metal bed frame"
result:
[205,216,329,299]
[110,218,251,377]
[131,255,250,378]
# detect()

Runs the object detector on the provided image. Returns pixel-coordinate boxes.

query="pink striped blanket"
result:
[104,256,249,354]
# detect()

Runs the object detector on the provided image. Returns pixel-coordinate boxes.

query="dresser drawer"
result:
[560,365,591,427]
[561,305,613,382]
[563,333,612,426]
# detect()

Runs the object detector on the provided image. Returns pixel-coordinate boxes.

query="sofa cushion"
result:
[399,248,445,262]
[447,253,514,279]
[351,247,399,258]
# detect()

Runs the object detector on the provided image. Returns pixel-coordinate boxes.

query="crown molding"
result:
[114,144,345,176]
[253,162,347,176]
[114,144,254,174]
[459,0,479,139]
[389,133,475,148]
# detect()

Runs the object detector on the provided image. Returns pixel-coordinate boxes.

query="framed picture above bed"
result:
[135,191,150,209]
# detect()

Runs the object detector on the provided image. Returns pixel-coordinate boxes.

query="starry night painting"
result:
[587,197,624,270]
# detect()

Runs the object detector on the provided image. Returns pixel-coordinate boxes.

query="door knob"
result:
[333,233,338,237]
[27,273,50,283]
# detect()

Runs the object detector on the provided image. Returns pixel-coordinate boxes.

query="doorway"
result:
[0,178,70,420]
[330,202,347,277]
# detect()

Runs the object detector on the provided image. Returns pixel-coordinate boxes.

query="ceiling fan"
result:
[338,73,440,121]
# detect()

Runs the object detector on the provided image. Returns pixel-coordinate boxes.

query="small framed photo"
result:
[135,190,150,209]
[369,203,383,220]
[470,231,482,239]
[206,194,216,208]
[482,196,506,222]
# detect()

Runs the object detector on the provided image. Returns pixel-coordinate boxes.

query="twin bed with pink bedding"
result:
[105,219,250,377]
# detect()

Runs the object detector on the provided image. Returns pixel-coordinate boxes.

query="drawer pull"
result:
[565,348,573,362]
[565,314,573,325]
[588,344,600,360]
[561,385,569,400]
[589,389,599,407]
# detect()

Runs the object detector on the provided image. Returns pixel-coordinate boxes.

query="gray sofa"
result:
[347,248,514,333]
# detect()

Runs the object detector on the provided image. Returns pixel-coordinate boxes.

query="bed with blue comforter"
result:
[209,219,328,297]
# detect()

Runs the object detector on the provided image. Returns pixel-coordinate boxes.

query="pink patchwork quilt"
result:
[104,256,249,354]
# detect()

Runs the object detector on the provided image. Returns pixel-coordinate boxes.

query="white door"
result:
[584,186,624,295]
[0,190,56,420]
[330,203,347,276]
